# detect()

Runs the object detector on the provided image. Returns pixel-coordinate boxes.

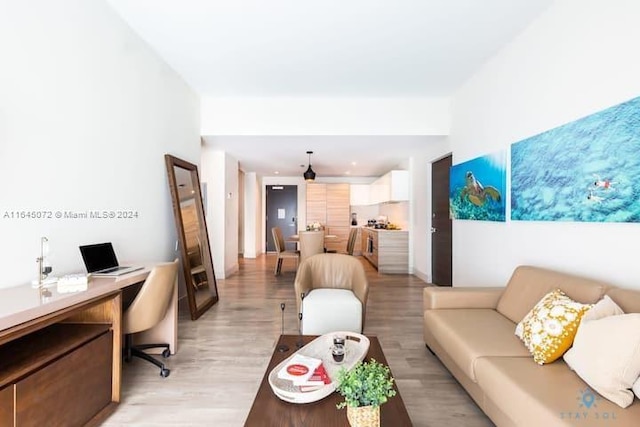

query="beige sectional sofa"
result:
[423,265,640,426]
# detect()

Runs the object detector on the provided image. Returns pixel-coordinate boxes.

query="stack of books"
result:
[277,354,332,392]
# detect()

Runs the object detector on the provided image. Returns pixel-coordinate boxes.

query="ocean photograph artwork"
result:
[511,95,640,223]
[450,150,507,221]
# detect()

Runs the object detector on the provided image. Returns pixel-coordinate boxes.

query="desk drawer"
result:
[0,385,12,426]
[15,331,112,427]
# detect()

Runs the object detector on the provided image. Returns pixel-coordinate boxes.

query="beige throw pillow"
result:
[581,295,624,321]
[563,312,640,408]
[515,289,591,365]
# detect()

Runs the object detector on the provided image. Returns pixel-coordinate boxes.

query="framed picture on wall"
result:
[450,150,507,222]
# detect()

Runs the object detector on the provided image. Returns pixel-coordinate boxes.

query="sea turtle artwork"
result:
[460,171,502,207]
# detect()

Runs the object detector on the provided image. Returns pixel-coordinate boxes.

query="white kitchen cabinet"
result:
[349,184,370,206]
[389,170,409,201]
[371,170,408,204]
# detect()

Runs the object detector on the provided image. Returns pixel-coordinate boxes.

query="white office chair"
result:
[123,259,178,377]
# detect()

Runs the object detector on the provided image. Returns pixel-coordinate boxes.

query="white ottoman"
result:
[301,288,362,335]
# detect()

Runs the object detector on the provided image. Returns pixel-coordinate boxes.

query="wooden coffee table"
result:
[244,335,412,426]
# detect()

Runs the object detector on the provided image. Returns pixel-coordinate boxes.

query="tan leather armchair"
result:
[294,253,369,332]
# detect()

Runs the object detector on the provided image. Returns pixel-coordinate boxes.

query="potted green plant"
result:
[335,359,397,427]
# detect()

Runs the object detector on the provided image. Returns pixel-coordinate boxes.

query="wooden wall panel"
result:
[305,183,327,225]
[306,183,350,252]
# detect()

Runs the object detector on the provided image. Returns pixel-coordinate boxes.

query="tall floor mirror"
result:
[165,154,219,320]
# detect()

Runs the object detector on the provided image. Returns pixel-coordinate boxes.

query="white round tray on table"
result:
[268,331,370,404]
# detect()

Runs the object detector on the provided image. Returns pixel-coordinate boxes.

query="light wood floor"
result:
[104,255,493,426]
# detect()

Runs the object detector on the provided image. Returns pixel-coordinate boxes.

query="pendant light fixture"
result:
[303,150,316,181]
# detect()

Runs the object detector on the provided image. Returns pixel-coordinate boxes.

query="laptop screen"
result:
[79,242,119,273]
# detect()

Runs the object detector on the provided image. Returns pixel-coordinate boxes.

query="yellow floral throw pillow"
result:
[515,289,592,365]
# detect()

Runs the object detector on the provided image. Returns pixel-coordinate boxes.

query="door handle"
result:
[431,227,437,233]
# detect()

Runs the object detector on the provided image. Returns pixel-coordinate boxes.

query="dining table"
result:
[287,233,338,242]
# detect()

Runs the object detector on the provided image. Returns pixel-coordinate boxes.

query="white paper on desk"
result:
[278,208,285,219]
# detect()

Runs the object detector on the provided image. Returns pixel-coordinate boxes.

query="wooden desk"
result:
[0,263,178,426]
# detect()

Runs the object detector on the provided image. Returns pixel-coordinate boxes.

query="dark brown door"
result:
[266,185,298,251]
[431,155,452,286]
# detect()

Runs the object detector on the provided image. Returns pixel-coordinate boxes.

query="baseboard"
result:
[413,268,431,284]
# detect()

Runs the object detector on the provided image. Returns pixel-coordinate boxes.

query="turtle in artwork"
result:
[460,171,501,207]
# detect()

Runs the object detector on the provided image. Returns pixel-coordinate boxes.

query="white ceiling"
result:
[106,0,553,177]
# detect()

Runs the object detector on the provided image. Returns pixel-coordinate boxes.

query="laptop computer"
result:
[79,242,143,277]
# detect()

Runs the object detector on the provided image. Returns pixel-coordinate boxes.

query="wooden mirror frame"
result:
[165,154,219,320]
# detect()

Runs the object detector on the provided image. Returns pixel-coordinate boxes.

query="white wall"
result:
[224,153,240,276]
[0,0,200,287]
[450,0,640,289]
[201,148,239,278]
[201,97,450,135]
[243,172,260,258]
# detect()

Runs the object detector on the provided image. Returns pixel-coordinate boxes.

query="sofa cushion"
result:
[302,288,362,335]
[476,357,640,427]
[423,309,530,382]
[515,289,591,365]
[563,313,640,408]
[606,288,640,314]
[496,265,608,324]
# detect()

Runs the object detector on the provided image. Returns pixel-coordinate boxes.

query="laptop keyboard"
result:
[99,267,121,273]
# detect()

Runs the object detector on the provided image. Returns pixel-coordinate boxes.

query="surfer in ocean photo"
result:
[587,190,605,204]
[593,174,615,190]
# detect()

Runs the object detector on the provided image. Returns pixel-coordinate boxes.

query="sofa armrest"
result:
[423,287,505,310]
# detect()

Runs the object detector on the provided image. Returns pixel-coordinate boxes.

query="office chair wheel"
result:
[160,368,170,378]
[162,349,171,358]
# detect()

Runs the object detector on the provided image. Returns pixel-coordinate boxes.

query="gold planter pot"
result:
[347,405,380,427]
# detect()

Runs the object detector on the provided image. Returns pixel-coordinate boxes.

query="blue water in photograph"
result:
[511,96,640,222]
[450,151,507,221]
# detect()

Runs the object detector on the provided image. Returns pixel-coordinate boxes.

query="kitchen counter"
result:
[361,228,409,274]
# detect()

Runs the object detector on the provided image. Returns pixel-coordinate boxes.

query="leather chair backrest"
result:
[123,259,179,335]
[346,228,358,255]
[272,227,284,253]
[299,231,324,263]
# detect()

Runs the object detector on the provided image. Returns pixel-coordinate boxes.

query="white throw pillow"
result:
[563,312,640,408]
[634,377,640,400]
[581,295,624,321]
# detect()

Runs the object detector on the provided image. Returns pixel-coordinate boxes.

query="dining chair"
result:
[323,227,337,253]
[345,227,358,255]
[298,230,325,264]
[123,259,179,377]
[272,226,299,275]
